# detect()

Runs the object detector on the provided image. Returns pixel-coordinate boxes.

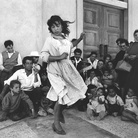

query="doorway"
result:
[83,0,124,58]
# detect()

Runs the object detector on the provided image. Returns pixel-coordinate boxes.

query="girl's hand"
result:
[60,53,68,60]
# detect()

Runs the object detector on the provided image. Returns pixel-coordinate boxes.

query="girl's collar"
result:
[52,34,66,40]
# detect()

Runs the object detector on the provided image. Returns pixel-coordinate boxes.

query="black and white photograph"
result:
[0,0,137,138]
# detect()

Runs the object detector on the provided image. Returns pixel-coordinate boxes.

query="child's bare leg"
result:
[121,116,131,121]
[96,111,107,120]
[86,107,95,120]
[122,110,138,124]
[86,107,92,119]
[112,112,118,117]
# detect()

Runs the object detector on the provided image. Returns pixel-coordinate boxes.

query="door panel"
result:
[83,2,101,58]
[103,7,123,57]
[84,29,99,56]
[83,1,124,58]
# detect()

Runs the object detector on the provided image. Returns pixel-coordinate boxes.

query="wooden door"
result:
[83,0,124,58]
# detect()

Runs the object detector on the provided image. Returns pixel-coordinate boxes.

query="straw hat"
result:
[29,51,40,57]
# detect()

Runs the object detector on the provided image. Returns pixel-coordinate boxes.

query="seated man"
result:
[0,56,41,113]
[0,40,22,87]
[70,48,83,73]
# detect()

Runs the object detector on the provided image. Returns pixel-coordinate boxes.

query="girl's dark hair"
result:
[10,80,21,88]
[47,15,73,36]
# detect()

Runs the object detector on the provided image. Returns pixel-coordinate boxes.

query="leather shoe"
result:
[52,123,66,135]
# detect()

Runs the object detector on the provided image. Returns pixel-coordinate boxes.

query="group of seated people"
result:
[0,40,53,121]
[70,38,138,124]
[0,38,138,125]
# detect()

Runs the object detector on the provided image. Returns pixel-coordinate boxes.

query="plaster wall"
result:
[0,0,43,58]
[42,0,77,44]
[128,0,138,42]
[0,0,77,58]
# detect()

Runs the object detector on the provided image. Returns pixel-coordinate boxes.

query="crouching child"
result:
[0,80,36,121]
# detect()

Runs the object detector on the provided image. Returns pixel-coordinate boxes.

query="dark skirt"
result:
[125,58,138,96]
[116,70,129,87]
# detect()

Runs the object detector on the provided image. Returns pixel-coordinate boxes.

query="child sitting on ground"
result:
[0,80,36,121]
[106,85,124,117]
[121,88,138,124]
[86,87,107,120]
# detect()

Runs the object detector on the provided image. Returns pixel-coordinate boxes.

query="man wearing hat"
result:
[29,51,42,75]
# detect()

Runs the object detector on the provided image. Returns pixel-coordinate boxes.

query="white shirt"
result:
[82,58,98,73]
[74,57,82,67]
[106,94,124,106]
[87,58,98,69]
[85,77,103,88]
[125,95,138,115]
[0,51,22,71]
[4,69,41,91]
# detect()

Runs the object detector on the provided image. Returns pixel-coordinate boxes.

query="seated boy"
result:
[0,80,36,121]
